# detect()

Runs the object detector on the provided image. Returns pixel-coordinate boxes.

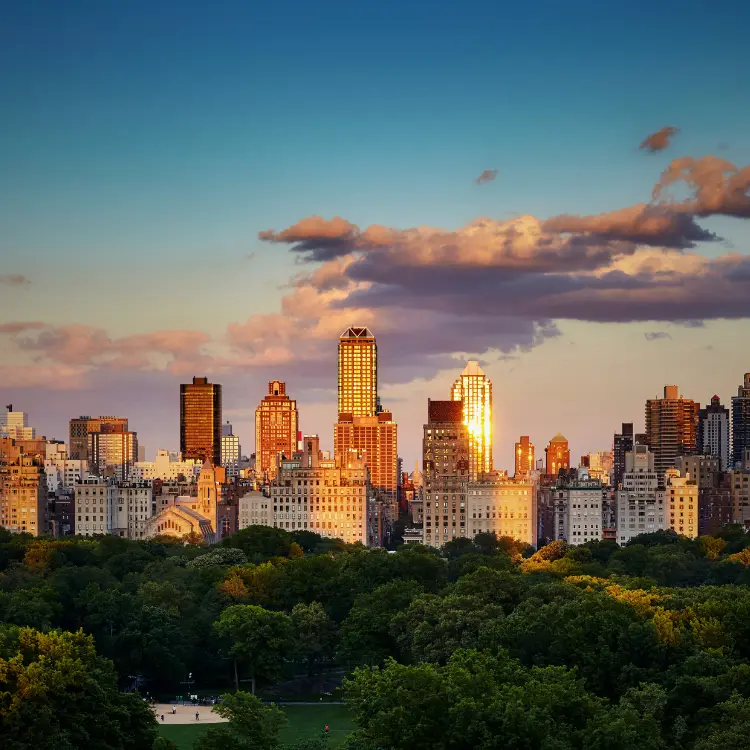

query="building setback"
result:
[180,377,222,466]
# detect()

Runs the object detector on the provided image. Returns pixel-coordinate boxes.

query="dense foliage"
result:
[3,525,750,748]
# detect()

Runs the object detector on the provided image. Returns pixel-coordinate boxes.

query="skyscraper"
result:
[180,377,222,466]
[335,412,398,500]
[645,385,699,482]
[69,416,128,461]
[422,399,469,547]
[450,361,492,480]
[545,433,570,476]
[221,422,241,480]
[613,423,634,489]
[338,327,377,417]
[255,381,298,479]
[0,408,35,440]
[732,373,750,468]
[697,395,730,470]
[514,436,534,477]
[89,423,138,480]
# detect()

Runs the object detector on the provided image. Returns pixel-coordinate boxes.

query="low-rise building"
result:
[466,473,537,546]
[75,477,114,536]
[0,439,47,536]
[269,435,369,545]
[616,445,664,545]
[131,449,201,482]
[110,481,153,539]
[238,490,271,529]
[665,469,699,538]
[553,468,603,545]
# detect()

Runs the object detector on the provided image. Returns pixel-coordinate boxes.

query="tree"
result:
[0,627,157,750]
[152,738,179,750]
[187,548,248,568]
[339,580,423,666]
[213,604,293,693]
[194,692,285,750]
[291,601,337,676]
[222,526,292,561]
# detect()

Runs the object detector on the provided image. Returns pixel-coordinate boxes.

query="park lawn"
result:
[159,704,355,750]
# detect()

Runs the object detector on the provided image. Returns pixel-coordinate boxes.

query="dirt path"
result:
[153,703,227,724]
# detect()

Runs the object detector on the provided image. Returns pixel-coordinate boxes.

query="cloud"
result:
[0,274,30,286]
[8,325,212,372]
[640,126,679,152]
[474,169,498,184]
[0,321,46,334]
[543,204,715,249]
[259,216,363,262]
[644,331,671,341]
[653,155,750,219]
[0,365,89,389]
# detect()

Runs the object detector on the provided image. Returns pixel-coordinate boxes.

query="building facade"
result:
[338,327,378,418]
[665,469,699,539]
[74,477,113,536]
[238,490,271,529]
[180,377,222,466]
[131,449,201,482]
[221,422,241,480]
[616,445,663,545]
[0,440,46,536]
[0,409,36,440]
[514,436,535,477]
[553,468,603,545]
[255,381,298,480]
[645,385,699,481]
[69,416,128,461]
[450,361,492,480]
[334,412,397,500]
[421,400,470,547]
[545,433,570,476]
[732,373,750,468]
[466,474,537,546]
[697,395,730,471]
[268,435,369,544]
[89,426,138,481]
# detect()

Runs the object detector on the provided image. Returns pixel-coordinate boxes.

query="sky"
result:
[2,0,750,470]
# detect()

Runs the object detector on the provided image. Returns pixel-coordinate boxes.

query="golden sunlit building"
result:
[515,436,535,477]
[338,327,377,417]
[180,377,222,466]
[450,361,492,480]
[334,412,397,500]
[467,474,537,547]
[545,433,570,476]
[255,381,299,480]
[69,416,128,461]
[0,438,46,536]
[665,468,698,538]
[269,435,369,544]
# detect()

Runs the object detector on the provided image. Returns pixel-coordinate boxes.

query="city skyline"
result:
[2,2,750,471]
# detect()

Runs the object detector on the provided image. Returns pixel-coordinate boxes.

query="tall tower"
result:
[732,374,750,469]
[69,416,128,461]
[514,436,535,477]
[255,381,299,480]
[545,433,570,476]
[450,361,492,480]
[338,327,377,417]
[422,399,469,547]
[645,385,699,482]
[180,377,222,466]
[697,395,730,471]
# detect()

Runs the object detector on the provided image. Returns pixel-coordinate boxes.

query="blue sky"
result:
[2,0,749,469]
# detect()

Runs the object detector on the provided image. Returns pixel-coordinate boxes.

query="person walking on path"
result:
[172,705,177,715]
[195,711,200,722]
[160,715,164,723]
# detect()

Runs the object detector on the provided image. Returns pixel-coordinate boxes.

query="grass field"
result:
[159,704,355,749]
